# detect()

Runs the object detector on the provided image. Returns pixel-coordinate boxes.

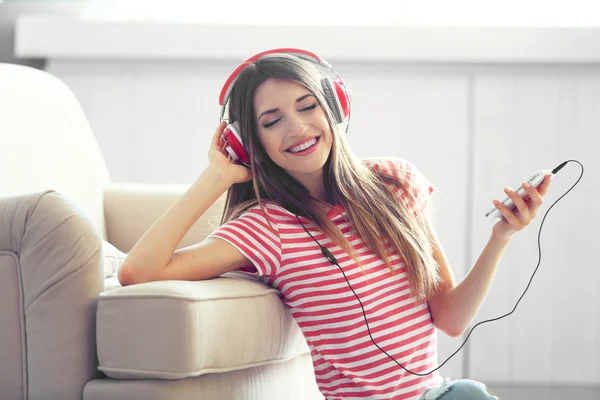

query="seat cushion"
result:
[96,272,310,380]
[84,353,323,400]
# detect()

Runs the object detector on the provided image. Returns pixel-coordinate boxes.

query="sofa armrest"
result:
[103,183,227,253]
[0,190,105,399]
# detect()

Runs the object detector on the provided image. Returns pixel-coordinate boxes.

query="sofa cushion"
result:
[84,353,323,400]
[103,241,126,278]
[0,64,111,238]
[104,276,122,291]
[96,272,310,380]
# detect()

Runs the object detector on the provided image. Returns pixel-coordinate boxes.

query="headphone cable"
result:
[296,159,583,376]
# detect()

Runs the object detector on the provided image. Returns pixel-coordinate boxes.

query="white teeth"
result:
[288,137,317,153]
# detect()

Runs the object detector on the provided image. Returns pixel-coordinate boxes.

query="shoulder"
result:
[362,156,421,179]
[228,201,282,236]
[362,156,437,198]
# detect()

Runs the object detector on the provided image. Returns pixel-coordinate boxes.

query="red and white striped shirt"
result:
[207,157,444,399]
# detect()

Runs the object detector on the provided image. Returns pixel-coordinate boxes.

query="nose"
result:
[286,110,308,137]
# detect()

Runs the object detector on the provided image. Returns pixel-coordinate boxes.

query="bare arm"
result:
[428,175,553,337]
[428,232,509,337]
[118,166,236,285]
[118,122,254,286]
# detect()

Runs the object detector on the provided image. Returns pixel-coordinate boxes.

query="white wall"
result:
[13,18,600,385]
[62,0,600,27]
[0,2,88,67]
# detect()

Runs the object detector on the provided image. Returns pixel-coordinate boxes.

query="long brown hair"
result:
[217,53,441,301]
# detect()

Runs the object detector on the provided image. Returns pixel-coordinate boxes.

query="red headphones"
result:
[219,48,352,167]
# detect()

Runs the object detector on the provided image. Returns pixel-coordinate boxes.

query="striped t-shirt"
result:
[207,157,444,399]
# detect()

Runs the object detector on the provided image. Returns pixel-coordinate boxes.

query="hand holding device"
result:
[486,169,553,219]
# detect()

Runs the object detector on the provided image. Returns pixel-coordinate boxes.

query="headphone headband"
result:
[218,48,338,119]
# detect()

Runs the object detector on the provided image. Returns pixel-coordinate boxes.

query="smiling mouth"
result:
[286,136,321,153]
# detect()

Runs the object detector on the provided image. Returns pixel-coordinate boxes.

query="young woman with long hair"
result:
[118,49,552,400]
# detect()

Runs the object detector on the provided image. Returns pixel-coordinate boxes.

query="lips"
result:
[285,136,320,152]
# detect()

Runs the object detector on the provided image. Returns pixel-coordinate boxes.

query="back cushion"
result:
[0,63,110,237]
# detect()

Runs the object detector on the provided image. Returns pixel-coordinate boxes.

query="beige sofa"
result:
[0,63,323,400]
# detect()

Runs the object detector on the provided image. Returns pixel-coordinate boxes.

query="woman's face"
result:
[253,78,333,190]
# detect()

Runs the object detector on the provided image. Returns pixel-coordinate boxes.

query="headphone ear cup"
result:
[321,76,350,125]
[321,77,343,124]
[222,121,251,166]
[333,79,351,120]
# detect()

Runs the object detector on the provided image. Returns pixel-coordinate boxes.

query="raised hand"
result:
[491,173,553,239]
[208,121,253,185]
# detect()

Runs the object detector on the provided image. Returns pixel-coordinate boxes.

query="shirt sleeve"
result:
[206,205,282,277]
[365,157,438,217]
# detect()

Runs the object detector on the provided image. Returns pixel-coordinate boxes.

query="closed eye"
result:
[301,103,319,112]
[262,103,319,129]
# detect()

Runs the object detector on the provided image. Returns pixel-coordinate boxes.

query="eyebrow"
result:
[257,94,315,122]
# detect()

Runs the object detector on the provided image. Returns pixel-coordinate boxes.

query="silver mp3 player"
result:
[486,170,552,219]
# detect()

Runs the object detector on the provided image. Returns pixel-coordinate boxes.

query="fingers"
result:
[521,181,543,208]
[494,173,553,226]
[492,173,553,237]
[536,173,553,197]
[493,198,522,226]
[521,183,542,219]
[503,186,530,222]
[213,121,227,146]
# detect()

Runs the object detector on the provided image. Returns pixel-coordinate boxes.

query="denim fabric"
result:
[420,377,499,400]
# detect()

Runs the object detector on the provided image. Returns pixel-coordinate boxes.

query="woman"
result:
[118,49,552,400]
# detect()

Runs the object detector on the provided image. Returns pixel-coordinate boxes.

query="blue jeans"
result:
[419,377,499,399]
